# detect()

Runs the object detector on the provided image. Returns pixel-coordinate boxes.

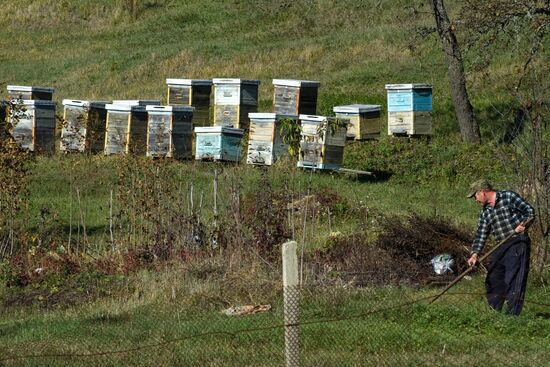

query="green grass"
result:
[0,269,548,366]
[1,1,548,365]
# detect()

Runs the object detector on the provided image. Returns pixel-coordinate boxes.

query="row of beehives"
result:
[3,81,433,169]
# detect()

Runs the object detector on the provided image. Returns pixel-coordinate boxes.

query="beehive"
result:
[194,126,244,162]
[60,100,109,153]
[297,115,348,170]
[7,85,54,101]
[104,100,160,155]
[9,100,56,152]
[272,79,320,115]
[385,84,433,136]
[333,104,382,140]
[166,79,212,127]
[212,78,260,129]
[247,113,297,166]
[146,105,194,159]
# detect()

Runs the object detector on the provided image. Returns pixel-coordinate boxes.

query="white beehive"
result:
[297,115,348,170]
[272,79,320,115]
[60,100,109,153]
[146,105,194,159]
[7,85,54,101]
[10,100,56,152]
[104,100,160,155]
[247,113,298,166]
[212,78,260,129]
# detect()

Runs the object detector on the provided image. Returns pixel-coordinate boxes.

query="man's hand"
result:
[468,253,478,267]
[515,223,526,233]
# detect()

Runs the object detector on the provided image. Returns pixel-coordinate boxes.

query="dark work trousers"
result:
[485,233,530,316]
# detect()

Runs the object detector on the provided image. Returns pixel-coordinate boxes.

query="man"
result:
[467,179,535,316]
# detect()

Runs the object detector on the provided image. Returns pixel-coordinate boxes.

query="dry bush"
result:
[310,214,473,287]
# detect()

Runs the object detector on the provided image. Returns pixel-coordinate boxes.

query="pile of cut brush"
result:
[311,214,474,287]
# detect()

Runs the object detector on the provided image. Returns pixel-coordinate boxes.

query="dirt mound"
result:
[312,214,473,287]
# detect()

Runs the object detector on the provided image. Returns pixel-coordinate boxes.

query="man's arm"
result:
[468,211,490,266]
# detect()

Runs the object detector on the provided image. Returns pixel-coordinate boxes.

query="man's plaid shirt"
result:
[472,190,535,254]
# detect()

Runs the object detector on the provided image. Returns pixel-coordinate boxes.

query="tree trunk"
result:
[431,0,481,144]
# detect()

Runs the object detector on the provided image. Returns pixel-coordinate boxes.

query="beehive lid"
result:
[146,105,195,113]
[385,84,432,90]
[299,114,326,123]
[195,126,244,135]
[7,85,55,93]
[272,79,320,87]
[111,100,161,106]
[333,104,382,113]
[62,99,110,108]
[212,78,260,85]
[166,79,212,86]
[248,112,276,119]
[21,100,56,107]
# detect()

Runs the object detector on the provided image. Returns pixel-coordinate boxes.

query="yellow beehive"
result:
[166,79,211,127]
[333,104,382,140]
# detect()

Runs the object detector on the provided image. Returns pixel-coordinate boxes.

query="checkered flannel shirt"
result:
[471,190,535,254]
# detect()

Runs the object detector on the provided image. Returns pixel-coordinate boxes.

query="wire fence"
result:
[1,271,549,366]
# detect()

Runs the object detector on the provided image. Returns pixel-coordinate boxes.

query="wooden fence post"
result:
[283,240,300,367]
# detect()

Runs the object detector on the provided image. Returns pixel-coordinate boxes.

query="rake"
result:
[428,218,534,304]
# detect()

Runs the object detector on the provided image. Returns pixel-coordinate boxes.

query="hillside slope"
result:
[2,0,470,132]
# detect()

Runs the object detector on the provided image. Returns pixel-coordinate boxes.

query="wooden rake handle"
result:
[428,218,534,305]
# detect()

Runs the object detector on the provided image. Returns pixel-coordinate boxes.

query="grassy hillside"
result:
[0,0,514,137]
[1,2,548,365]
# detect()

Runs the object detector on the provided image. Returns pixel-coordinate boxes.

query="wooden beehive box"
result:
[7,85,54,101]
[272,79,319,115]
[247,113,298,166]
[104,100,160,155]
[212,78,260,130]
[387,111,433,135]
[385,84,433,136]
[297,115,348,170]
[194,126,244,162]
[333,104,382,140]
[166,79,212,127]
[146,105,194,159]
[60,100,109,153]
[9,100,56,152]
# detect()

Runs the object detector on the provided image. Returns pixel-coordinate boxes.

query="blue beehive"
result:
[194,126,244,162]
[385,84,433,136]
[386,84,432,112]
